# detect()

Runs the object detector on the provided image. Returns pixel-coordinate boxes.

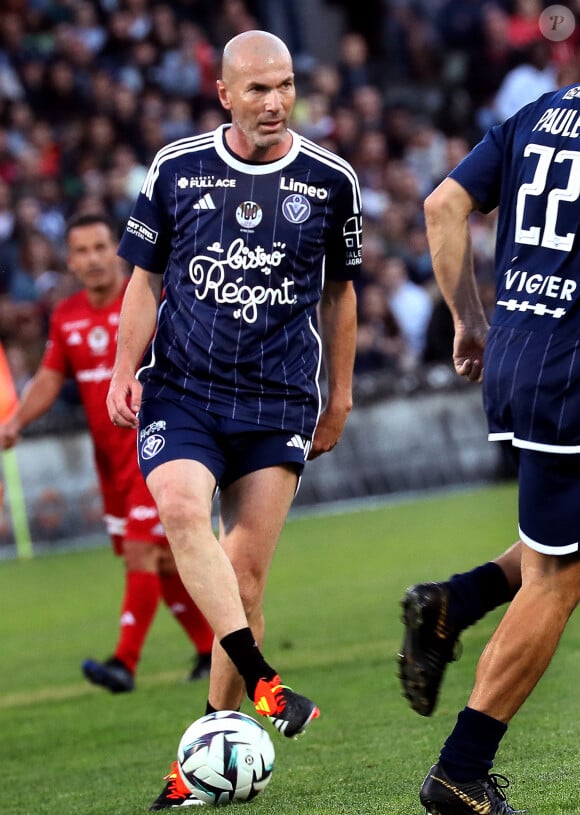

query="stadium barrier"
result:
[0,385,506,556]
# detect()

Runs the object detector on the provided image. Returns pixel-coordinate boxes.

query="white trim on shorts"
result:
[518,524,579,556]
[489,432,580,454]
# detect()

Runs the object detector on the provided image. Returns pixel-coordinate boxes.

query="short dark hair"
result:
[66,212,117,239]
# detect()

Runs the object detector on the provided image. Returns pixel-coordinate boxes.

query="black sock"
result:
[219,627,277,698]
[205,700,241,715]
[439,706,507,781]
[446,562,513,631]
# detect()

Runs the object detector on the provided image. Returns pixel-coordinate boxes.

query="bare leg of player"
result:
[468,545,580,721]
[146,459,250,640]
[493,540,522,595]
[208,465,299,711]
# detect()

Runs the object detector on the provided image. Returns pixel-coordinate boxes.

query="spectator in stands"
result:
[250,0,313,71]
[40,58,89,127]
[69,1,107,56]
[405,222,433,286]
[0,177,14,244]
[352,129,390,219]
[379,255,433,367]
[329,104,361,162]
[293,89,335,142]
[404,118,448,197]
[351,83,385,131]
[384,102,415,160]
[381,202,412,258]
[436,0,487,56]
[493,37,557,122]
[355,283,406,375]
[152,21,206,99]
[149,2,179,53]
[358,225,387,289]
[309,62,342,108]
[383,158,423,220]
[465,2,514,131]
[507,0,542,49]
[336,31,381,98]
[8,229,62,303]
[8,301,46,374]
[383,1,442,85]
[4,342,33,395]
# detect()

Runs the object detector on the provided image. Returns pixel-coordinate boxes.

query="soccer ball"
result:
[177,710,275,805]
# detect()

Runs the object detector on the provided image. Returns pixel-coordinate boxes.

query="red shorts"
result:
[101,472,167,556]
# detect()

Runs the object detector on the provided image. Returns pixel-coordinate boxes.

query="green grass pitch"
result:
[2,481,579,814]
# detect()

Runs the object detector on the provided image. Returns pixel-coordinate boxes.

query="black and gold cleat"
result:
[397,582,462,716]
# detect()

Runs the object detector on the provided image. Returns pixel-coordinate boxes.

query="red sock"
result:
[160,571,214,654]
[114,570,161,673]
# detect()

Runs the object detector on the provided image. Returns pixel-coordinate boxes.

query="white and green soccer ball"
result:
[177,710,275,806]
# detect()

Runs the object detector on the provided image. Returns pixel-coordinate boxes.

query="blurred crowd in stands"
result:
[1,0,580,411]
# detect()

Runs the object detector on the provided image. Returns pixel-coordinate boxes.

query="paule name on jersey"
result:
[533,107,580,138]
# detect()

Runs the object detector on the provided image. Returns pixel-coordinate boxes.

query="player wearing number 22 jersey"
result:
[117,123,362,443]
[450,83,580,453]
[417,83,580,815]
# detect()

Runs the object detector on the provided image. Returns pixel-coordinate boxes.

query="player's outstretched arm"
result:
[0,367,64,449]
[309,279,356,460]
[424,178,489,383]
[107,266,162,429]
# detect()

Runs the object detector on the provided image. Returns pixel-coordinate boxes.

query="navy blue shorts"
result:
[137,396,311,489]
[518,448,580,555]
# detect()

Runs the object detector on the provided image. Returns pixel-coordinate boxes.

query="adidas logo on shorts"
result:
[287,434,306,450]
[286,434,311,458]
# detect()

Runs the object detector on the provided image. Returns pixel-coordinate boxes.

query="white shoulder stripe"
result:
[142,133,215,199]
[300,140,362,214]
[300,136,356,173]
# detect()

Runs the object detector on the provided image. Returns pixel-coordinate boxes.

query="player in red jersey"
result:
[0,213,214,692]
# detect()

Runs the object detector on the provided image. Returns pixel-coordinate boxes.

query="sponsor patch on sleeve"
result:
[126,217,159,244]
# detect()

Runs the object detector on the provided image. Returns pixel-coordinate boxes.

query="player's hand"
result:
[452,322,488,383]
[455,356,483,382]
[308,404,350,460]
[0,418,21,450]
[107,369,142,429]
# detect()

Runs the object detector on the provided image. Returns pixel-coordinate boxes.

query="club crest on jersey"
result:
[282,194,311,224]
[141,434,165,460]
[87,326,109,354]
[236,201,262,229]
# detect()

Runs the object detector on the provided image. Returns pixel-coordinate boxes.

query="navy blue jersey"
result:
[118,125,362,436]
[450,83,580,451]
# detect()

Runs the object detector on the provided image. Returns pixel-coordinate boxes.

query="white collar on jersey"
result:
[213,124,301,174]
